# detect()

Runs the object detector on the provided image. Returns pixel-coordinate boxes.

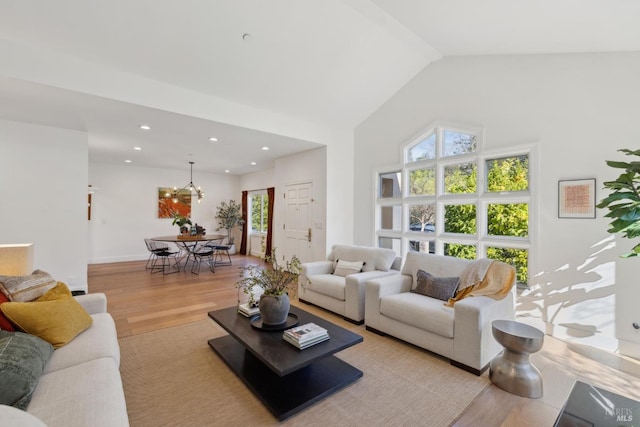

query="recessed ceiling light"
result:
[139,125,151,131]
[250,162,257,166]
[209,137,218,142]
[261,146,269,150]
[242,33,252,42]
[225,170,230,173]
[125,160,132,163]
[134,146,142,151]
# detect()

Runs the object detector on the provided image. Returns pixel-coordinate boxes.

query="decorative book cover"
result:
[283,323,328,343]
[283,333,329,349]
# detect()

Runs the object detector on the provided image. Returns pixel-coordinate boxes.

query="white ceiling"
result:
[1,0,639,175]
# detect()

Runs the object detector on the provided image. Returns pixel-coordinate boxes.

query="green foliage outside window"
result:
[251,194,269,232]
[442,156,529,284]
[444,163,477,194]
[410,168,435,196]
[444,243,477,259]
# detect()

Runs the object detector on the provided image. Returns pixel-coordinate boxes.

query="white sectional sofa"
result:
[299,244,401,324]
[0,293,129,427]
[365,252,516,375]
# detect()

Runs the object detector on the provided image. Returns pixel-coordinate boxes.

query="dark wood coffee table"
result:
[208,305,363,420]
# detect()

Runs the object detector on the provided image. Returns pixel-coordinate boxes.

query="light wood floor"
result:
[89,256,640,427]
[89,255,264,338]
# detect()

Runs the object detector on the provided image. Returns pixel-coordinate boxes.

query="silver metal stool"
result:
[490,320,544,398]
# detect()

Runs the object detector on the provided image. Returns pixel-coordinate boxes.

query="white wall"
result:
[325,130,355,253]
[354,53,640,350]
[0,119,88,291]
[240,168,275,192]
[88,162,240,263]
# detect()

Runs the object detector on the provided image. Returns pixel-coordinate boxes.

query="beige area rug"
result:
[119,305,490,427]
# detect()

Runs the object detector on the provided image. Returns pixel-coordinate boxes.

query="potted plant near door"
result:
[215,199,245,254]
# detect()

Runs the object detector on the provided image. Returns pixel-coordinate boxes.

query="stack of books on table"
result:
[238,303,259,317]
[283,323,329,349]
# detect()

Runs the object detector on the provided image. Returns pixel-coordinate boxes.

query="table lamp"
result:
[0,243,34,275]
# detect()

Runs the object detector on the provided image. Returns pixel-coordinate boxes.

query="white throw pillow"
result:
[333,260,364,277]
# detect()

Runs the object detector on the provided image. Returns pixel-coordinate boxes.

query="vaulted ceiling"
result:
[1,0,639,174]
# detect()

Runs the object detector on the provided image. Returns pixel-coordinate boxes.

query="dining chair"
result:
[191,246,215,275]
[212,244,232,266]
[145,239,179,275]
[144,239,170,270]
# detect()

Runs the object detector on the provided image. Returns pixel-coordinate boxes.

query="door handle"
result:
[307,228,312,242]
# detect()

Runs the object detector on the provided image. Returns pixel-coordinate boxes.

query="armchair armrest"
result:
[299,261,334,296]
[74,293,107,315]
[453,289,515,371]
[366,274,412,299]
[301,261,334,277]
[343,270,400,322]
[365,274,413,329]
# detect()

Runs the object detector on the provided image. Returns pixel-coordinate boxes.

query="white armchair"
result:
[298,245,400,324]
[365,252,516,375]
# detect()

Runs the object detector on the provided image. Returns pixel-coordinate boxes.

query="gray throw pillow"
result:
[412,269,459,301]
[0,331,54,410]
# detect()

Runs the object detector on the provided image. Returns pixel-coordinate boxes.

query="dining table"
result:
[151,234,225,271]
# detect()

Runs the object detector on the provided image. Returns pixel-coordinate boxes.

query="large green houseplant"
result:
[596,148,640,257]
[215,199,244,245]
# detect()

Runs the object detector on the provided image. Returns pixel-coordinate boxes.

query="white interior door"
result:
[283,182,313,263]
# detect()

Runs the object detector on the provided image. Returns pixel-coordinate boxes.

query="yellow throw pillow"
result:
[0,282,93,348]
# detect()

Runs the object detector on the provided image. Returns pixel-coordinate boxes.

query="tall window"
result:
[376,124,533,285]
[250,193,269,233]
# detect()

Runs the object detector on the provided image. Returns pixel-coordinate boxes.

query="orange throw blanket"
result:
[446,259,515,307]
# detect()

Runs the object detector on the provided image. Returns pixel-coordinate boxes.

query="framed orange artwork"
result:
[558,179,596,219]
[158,187,191,218]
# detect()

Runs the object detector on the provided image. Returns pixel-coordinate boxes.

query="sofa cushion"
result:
[1,283,93,349]
[0,331,54,410]
[0,270,57,302]
[27,358,129,427]
[380,292,454,338]
[0,293,15,331]
[329,245,396,272]
[305,274,346,301]
[333,260,364,277]
[44,313,120,374]
[412,270,459,301]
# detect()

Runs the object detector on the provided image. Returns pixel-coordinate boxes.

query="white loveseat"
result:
[365,252,516,375]
[298,245,401,324]
[0,293,129,427]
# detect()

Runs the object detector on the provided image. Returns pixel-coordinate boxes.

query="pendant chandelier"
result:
[172,161,204,203]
